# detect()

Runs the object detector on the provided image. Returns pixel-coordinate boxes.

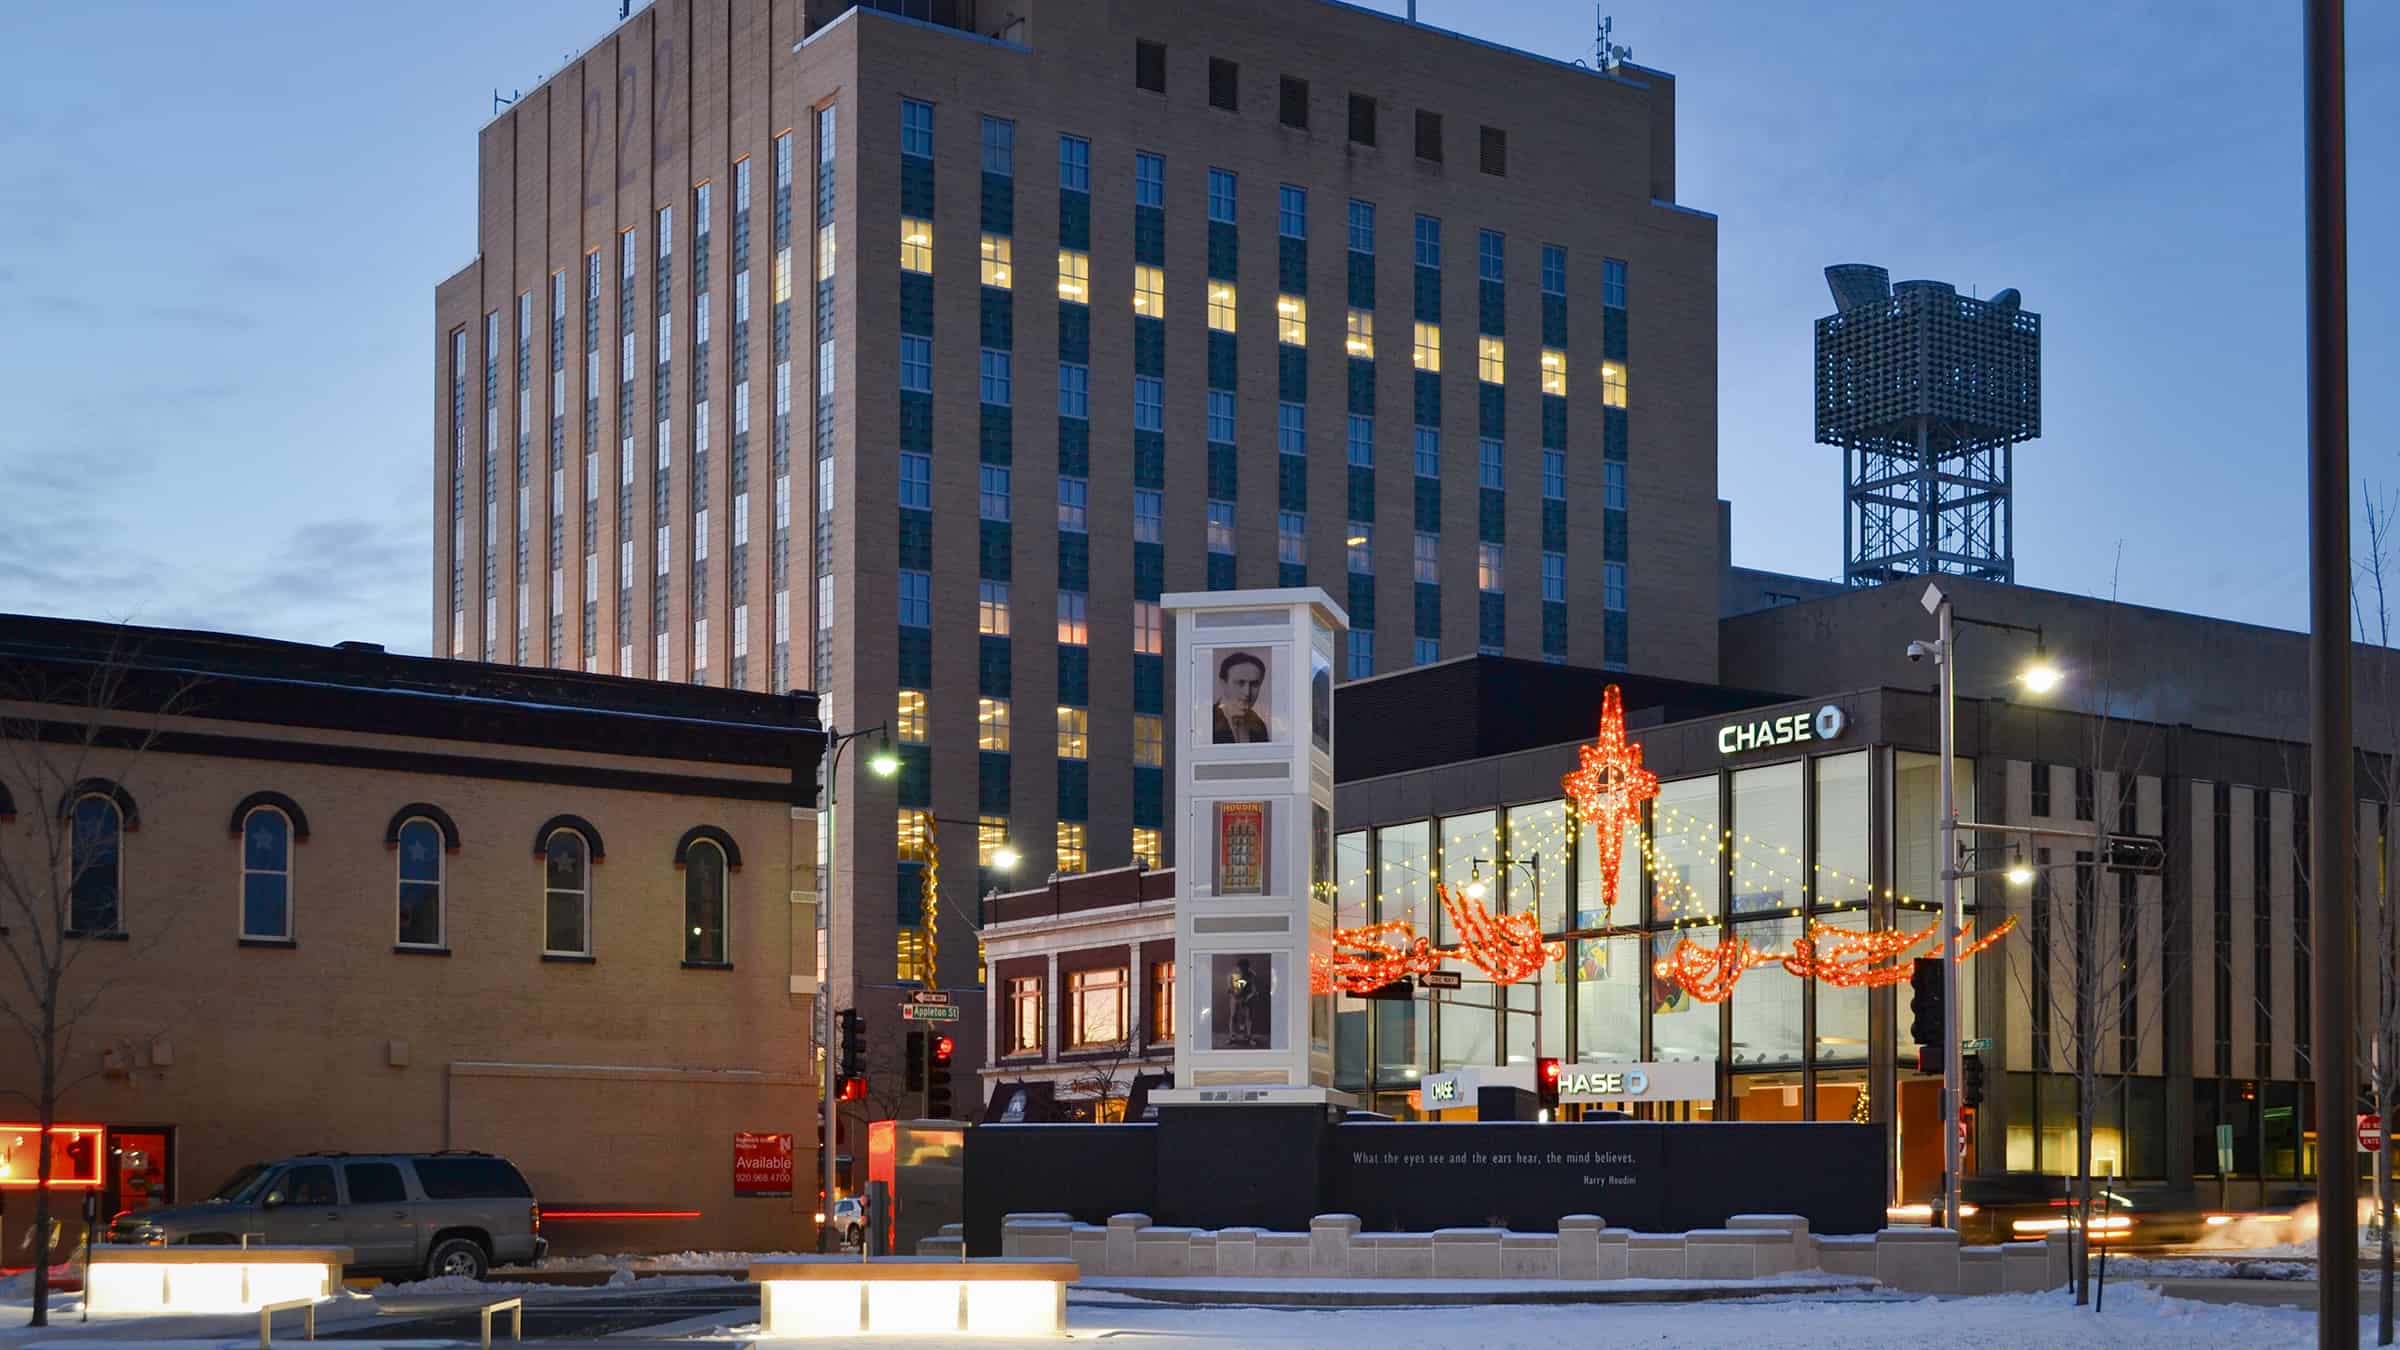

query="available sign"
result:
[734,1131,793,1197]
[1557,1060,1715,1104]
[1717,704,1846,756]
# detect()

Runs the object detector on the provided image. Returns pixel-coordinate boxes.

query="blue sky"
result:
[0,1,2391,653]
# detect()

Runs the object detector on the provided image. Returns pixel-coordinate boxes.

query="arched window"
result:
[240,807,293,940]
[543,829,592,957]
[69,794,123,934]
[396,817,446,948]
[683,840,728,965]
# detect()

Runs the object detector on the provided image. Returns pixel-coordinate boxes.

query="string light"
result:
[1559,684,1658,925]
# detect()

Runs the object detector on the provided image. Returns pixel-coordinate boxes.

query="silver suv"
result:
[107,1151,546,1280]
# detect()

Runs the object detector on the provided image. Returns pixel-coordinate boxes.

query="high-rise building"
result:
[434,0,1719,1095]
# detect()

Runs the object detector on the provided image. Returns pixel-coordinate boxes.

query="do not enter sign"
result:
[2363,1113,2384,1153]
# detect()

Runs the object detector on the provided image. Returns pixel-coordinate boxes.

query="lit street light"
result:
[2004,862,2036,887]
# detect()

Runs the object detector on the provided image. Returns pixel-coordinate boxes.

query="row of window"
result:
[1135,41,1507,176]
[1001,958,1178,1057]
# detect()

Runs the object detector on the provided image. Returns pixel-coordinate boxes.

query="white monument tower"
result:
[1153,588,1347,1103]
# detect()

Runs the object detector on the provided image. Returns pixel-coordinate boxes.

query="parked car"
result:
[106,1150,546,1280]
[830,1196,866,1249]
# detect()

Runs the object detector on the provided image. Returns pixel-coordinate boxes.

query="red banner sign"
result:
[734,1131,793,1197]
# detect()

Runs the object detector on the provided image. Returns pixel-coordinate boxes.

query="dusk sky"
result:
[1,1,2392,654]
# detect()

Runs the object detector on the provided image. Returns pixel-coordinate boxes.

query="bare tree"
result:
[1063,1039,1148,1122]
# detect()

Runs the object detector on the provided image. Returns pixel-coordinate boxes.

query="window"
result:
[1478,336,1504,384]
[1006,976,1043,1054]
[979,464,1011,520]
[1059,134,1091,191]
[411,1156,531,1199]
[1058,590,1089,644]
[344,1162,407,1207]
[1601,360,1627,408]
[1604,561,1627,611]
[1603,257,1628,308]
[1058,362,1089,417]
[1348,92,1377,145]
[1207,168,1237,224]
[1348,521,1375,573]
[1135,40,1166,94]
[1134,600,1164,653]
[978,579,1011,635]
[1348,628,1374,678]
[897,808,931,862]
[900,335,931,392]
[2075,767,2096,821]
[1133,264,1164,317]
[277,1165,337,1207]
[1346,414,1374,467]
[1208,56,1238,110]
[901,98,933,158]
[897,688,928,742]
[543,828,592,957]
[1070,966,1128,1047]
[1415,425,1441,477]
[980,233,1013,288]
[1479,230,1504,283]
[1541,347,1567,396]
[1277,294,1306,346]
[1207,280,1237,332]
[1603,460,1626,509]
[1135,489,1163,542]
[900,452,931,509]
[1134,376,1163,430]
[1059,476,1089,532]
[239,806,291,941]
[1414,531,1440,582]
[900,217,933,273]
[979,815,1010,867]
[1278,402,1306,455]
[1135,829,1165,873]
[978,697,1012,751]
[1542,551,1567,602]
[1135,152,1164,208]
[1051,821,1089,874]
[1414,636,1439,665]
[1278,184,1307,239]
[1479,542,1503,592]
[978,349,1013,406]
[980,115,1014,175]
[1479,124,1506,176]
[1532,449,1562,501]
[1541,244,1567,297]
[1207,499,1236,554]
[1057,705,1089,759]
[1414,108,1442,161]
[1135,714,1165,766]
[395,816,443,947]
[1348,199,1375,253]
[1279,510,1307,565]
[899,569,931,626]
[1478,437,1504,489]
[1207,389,1236,443]
[1412,321,1441,372]
[1414,215,1441,268]
[896,927,931,983]
[1057,248,1090,303]
[1346,308,1374,358]
[1279,75,1309,128]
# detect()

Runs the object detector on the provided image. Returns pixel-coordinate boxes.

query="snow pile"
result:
[2100,1255,2314,1281]
[502,1248,802,1273]
[373,1275,559,1298]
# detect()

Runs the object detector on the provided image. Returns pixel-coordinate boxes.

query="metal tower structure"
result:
[1815,263,2040,586]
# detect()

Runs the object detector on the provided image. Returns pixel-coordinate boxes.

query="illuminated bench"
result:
[84,1244,350,1317]
[750,1257,1076,1338]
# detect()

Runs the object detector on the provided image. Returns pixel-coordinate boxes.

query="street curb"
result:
[1073,1277,1874,1307]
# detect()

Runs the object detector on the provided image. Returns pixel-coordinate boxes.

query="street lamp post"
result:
[817,723,898,1254]
[908,815,1019,1118]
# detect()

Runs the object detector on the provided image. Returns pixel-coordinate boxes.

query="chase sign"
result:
[1718,704,1846,756]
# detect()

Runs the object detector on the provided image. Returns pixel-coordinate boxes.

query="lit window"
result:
[1479,228,1504,282]
[1207,167,1237,223]
[1058,362,1089,417]
[1414,531,1440,582]
[1278,183,1307,239]
[898,569,931,626]
[1207,499,1236,554]
[1278,294,1306,346]
[1347,308,1374,358]
[1279,511,1307,565]
[1208,280,1238,332]
[1541,244,1567,297]
[896,688,929,742]
[1135,490,1163,543]
[541,826,590,957]
[1415,426,1441,478]
[1604,561,1628,611]
[896,927,931,983]
[897,808,932,862]
[1348,199,1375,254]
[1604,460,1627,510]
[1059,134,1091,192]
[979,464,1011,521]
[1603,257,1627,308]
[682,837,729,964]
[980,233,1013,288]
[1058,590,1089,645]
[1134,264,1165,317]
[1059,476,1089,532]
[1602,361,1628,408]
[979,348,1013,406]
[1541,347,1567,396]
[1278,402,1306,455]
[1058,248,1090,303]
[1136,151,1165,208]
[1542,551,1567,602]
[1413,322,1441,372]
[979,816,1010,867]
[1057,705,1089,759]
[1479,543,1503,592]
[1207,389,1235,443]
[1006,975,1044,1054]
[1134,715,1164,766]
[900,451,931,509]
[1069,966,1128,1047]
[1056,821,1087,874]
[978,696,1012,751]
[1348,628,1374,678]
[1134,600,1164,654]
[981,115,1015,175]
[899,335,931,392]
[1347,414,1374,467]
[1134,376,1164,431]
[239,805,292,942]
[901,98,933,157]
[1348,521,1374,573]
[1134,828,1164,873]
[978,580,1011,635]
[1479,438,1504,489]
[1478,336,1504,384]
[1414,214,1441,268]
[900,217,933,273]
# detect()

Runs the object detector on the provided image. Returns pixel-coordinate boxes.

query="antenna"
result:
[618,1,631,18]
[1596,9,1632,70]
[492,88,520,115]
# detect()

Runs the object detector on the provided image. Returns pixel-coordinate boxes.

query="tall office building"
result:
[434,0,1719,1094]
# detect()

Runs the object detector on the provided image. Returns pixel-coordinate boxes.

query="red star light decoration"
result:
[1560,685,1658,923]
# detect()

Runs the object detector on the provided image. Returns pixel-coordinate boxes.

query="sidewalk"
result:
[1075,1272,1878,1306]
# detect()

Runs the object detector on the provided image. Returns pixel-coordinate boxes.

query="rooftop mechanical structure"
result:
[1815,263,2040,586]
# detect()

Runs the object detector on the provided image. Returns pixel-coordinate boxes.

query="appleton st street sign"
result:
[1718,704,1847,756]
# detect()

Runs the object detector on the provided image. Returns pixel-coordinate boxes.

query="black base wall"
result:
[961,1122,1157,1254]
[1154,1104,1333,1232]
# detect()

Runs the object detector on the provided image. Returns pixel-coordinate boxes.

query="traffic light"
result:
[838,1008,866,1080]
[1535,1057,1562,1112]
[838,1075,867,1103]
[1962,1052,1987,1110]
[904,1030,927,1093]
[928,1035,956,1117]
[1909,958,1945,1074]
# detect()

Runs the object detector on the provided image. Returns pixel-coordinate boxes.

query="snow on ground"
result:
[372,1271,740,1297]
[2099,1255,2316,1280]
[498,1248,797,1273]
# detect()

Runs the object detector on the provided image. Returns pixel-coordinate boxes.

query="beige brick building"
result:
[0,615,825,1257]
[434,0,1718,1112]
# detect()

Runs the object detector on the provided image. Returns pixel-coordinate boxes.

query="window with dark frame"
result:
[1209,57,1238,111]
[1414,108,1442,162]
[1135,39,1166,93]
[1280,75,1309,129]
[1348,93,1377,145]
[1479,125,1506,176]
[2030,761,2052,816]
[1150,960,1176,1042]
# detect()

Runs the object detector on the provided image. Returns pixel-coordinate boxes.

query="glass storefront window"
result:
[1377,821,1431,930]
[1574,935,1642,1061]
[1437,810,1496,944]
[1730,763,1803,918]
[1814,752,1873,916]
[1733,1070,1806,1121]
[1894,750,1974,913]
[1813,912,1871,1062]
[1651,777,1720,926]
[1729,915,1804,1066]
[1576,809,1641,928]
[1375,996,1424,1085]
[1649,932,1720,1064]
[1334,830,1372,1092]
[1534,949,1568,1064]
[1506,799,1569,934]
[1438,995,1495,1070]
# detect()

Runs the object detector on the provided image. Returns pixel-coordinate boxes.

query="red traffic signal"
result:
[1536,1057,1563,1110]
[932,1035,955,1066]
[837,1075,867,1103]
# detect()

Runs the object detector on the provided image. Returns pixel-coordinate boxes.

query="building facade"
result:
[433,0,1720,1107]
[0,616,825,1256]
[976,865,1176,1121]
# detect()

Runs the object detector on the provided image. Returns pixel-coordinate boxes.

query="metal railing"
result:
[256,1297,316,1350]
[479,1296,524,1350]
